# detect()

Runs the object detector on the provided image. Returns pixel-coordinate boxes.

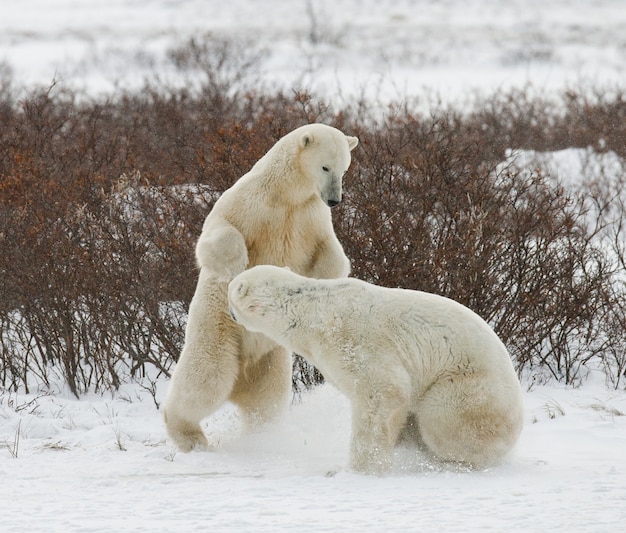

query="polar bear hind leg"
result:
[414,374,521,469]
[162,344,239,452]
[162,408,211,452]
[162,277,241,451]
[162,335,240,451]
[229,344,292,428]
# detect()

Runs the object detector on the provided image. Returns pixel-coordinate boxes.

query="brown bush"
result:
[335,111,619,386]
[0,35,625,394]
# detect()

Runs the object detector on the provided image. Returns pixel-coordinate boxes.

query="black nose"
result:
[327,199,340,208]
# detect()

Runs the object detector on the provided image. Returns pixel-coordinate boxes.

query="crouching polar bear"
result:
[162,124,358,452]
[228,265,524,474]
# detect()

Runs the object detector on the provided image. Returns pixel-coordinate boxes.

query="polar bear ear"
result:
[300,132,314,148]
[346,135,359,151]
[246,299,265,315]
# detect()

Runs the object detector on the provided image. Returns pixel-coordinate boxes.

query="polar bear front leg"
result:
[306,235,351,279]
[229,344,292,428]
[196,218,248,282]
[349,383,410,475]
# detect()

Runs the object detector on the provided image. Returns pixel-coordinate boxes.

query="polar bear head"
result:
[294,124,358,208]
[228,265,304,338]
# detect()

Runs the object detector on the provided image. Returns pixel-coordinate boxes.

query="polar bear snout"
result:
[318,170,344,208]
[321,184,342,208]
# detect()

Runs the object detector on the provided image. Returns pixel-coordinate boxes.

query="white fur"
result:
[163,124,358,451]
[228,265,525,475]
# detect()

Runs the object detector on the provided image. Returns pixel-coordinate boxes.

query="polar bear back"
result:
[230,267,515,388]
[354,283,514,380]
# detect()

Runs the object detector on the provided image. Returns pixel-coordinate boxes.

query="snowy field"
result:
[2,0,626,101]
[2,1,626,531]
[2,375,626,532]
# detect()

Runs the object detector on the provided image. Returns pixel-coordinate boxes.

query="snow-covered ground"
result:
[2,0,626,102]
[2,375,626,532]
[2,1,626,531]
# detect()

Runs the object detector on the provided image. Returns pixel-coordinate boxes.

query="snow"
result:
[2,0,626,102]
[2,375,626,531]
[503,148,626,190]
[2,1,626,531]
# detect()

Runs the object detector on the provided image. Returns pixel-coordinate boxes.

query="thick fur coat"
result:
[163,124,358,451]
[228,265,525,474]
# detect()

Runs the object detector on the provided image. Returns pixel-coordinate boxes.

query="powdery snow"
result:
[2,376,626,532]
[503,148,626,190]
[2,1,626,531]
[1,0,626,102]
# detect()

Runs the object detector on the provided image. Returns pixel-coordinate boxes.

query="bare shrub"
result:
[578,155,626,387]
[468,85,626,156]
[1,39,625,393]
[335,108,619,386]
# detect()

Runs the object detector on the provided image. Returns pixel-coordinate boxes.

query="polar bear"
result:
[228,265,525,474]
[162,124,359,452]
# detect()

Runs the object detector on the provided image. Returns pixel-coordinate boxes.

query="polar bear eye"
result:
[322,166,330,172]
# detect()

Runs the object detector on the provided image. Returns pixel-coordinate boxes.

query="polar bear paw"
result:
[196,224,248,282]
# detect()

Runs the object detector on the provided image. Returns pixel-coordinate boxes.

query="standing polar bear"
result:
[228,265,525,474]
[163,124,358,452]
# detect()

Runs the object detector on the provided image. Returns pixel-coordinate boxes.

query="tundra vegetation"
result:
[1,36,625,396]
